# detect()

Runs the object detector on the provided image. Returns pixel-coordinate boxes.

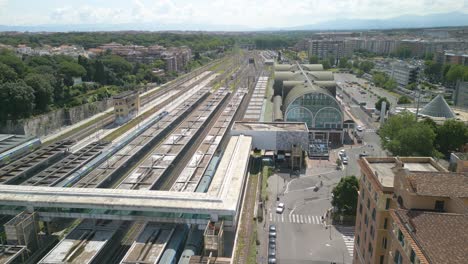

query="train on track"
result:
[0,138,41,166]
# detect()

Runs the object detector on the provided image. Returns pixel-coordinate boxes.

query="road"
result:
[258,72,390,264]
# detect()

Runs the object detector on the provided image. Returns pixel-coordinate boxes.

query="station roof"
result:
[274,71,334,82]
[232,121,308,132]
[283,83,334,110]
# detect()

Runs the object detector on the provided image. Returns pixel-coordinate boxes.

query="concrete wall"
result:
[0,99,113,137]
[230,130,308,151]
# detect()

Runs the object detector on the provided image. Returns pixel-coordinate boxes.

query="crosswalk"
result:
[364,128,376,133]
[336,226,355,257]
[269,213,323,225]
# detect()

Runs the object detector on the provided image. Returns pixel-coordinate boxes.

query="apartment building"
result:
[375,60,419,88]
[388,171,467,264]
[98,43,192,72]
[354,157,447,264]
[308,39,346,62]
[354,157,467,264]
[113,90,140,125]
[453,81,468,108]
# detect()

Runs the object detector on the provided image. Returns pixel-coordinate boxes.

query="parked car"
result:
[276,203,285,214]
[268,257,277,264]
[268,247,277,257]
[269,237,276,244]
[269,224,276,232]
[356,125,363,132]
[269,231,277,238]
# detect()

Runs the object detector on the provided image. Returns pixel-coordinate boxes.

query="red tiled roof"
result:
[394,209,468,264]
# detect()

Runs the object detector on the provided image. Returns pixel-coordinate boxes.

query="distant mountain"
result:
[0,12,467,32]
[285,12,468,31]
[0,22,253,32]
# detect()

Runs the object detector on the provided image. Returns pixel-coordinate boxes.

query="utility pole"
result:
[415,68,422,121]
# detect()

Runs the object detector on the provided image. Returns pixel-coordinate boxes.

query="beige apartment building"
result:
[354,157,467,264]
[113,90,140,125]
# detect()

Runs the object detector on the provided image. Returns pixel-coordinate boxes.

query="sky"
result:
[0,0,467,28]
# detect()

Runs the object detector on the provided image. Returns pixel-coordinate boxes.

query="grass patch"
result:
[261,166,272,201]
[246,229,258,264]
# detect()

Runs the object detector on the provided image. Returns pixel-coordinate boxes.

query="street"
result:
[257,72,390,264]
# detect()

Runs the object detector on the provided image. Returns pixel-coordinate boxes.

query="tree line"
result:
[379,112,468,158]
[0,48,179,121]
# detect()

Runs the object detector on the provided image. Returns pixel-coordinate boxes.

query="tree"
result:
[379,112,437,156]
[101,55,132,77]
[0,62,18,83]
[320,60,330,69]
[397,95,412,104]
[309,55,319,64]
[445,64,467,83]
[359,60,374,73]
[0,51,26,76]
[373,72,388,87]
[0,81,35,120]
[424,61,442,82]
[25,73,54,112]
[59,61,86,78]
[435,119,468,156]
[405,83,417,90]
[375,97,390,113]
[332,176,359,216]
[338,57,349,68]
[384,78,397,91]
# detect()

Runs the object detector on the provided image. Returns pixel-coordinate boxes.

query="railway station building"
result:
[273,63,344,155]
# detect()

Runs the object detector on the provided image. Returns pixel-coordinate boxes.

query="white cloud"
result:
[3,0,468,27]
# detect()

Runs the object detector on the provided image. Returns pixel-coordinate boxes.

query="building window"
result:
[370,225,374,239]
[384,218,388,229]
[367,198,370,209]
[372,208,376,221]
[364,213,368,225]
[368,242,373,256]
[380,255,385,264]
[394,250,402,264]
[357,235,360,245]
[374,192,378,202]
[360,204,363,214]
[410,249,416,263]
[382,237,387,249]
[435,200,445,211]
[385,198,391,210]
[398,230,405,247]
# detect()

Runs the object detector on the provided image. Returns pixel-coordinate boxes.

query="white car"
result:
[276,203,285,214]
[356,126,363,132]
[342,156,349,165]
[339,149,346,157]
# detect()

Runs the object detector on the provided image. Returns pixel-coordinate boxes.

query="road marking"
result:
[300,215,304,224]
[316,216,321,224]
[308,216,312,224]
[289,214,292,222]
[336,226,355,257]
[269,213,272,221]
[292,214,296,223]
[281,214,284,223]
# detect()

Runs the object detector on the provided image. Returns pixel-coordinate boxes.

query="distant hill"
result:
[0,12,467,32]
[284,12,468,31]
